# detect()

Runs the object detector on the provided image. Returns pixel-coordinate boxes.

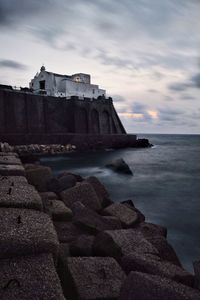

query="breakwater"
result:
[1,152,200,299]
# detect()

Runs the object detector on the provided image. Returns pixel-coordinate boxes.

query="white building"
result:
[29,66,106,99]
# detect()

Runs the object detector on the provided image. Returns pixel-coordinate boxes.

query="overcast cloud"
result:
[0,0,199,133]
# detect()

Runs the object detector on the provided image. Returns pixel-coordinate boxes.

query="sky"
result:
[0,0,200,134]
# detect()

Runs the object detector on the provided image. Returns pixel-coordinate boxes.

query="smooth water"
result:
[40,134,200,272]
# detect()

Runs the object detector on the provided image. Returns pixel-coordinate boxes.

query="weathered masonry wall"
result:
[0,90,126,139]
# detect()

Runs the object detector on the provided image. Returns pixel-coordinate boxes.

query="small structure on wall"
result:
[29,66,106,99]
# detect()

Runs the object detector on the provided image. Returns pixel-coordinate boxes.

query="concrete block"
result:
[0,175,28,186]
[137,222,167,238]
[39,191,58,201]
[47,200,73,221]
[60,257,126,300]
[0,208,59,260]
[69,235,95,256]
[0,164,25,176]
[85,176,110,206]
[60,182,101,211]
[120,271,200,300]
[26,166,53,192]
[94,229,158,260]
[121,252,194,287]
[54,221,87,243]
[0,253,65,300]
[72,202,122,234]
[0,156,21,165]
[103,203,138,227]
[0,152,18,157]
[0,185,43,210]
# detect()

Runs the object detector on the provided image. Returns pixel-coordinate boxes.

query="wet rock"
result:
[0,253,65,300]
[26,165,53,192]
[0,164,25,176]
[137,222,167,238]
[94,229,158,260]
[103,203,138,228]
[72,202,122,234]
[47,174,76,193]
[69,235,95,256]
[85,176,111,207]
[121,252,194,287]
[120,271,200,300]
[106,158,133,175]
[147,236,182,266]
[46,200,73,221]
[0,208,59,261]
[54,221,87,243]
[60,257,126,300]
[60,182,101,211]
[0,184,43,210]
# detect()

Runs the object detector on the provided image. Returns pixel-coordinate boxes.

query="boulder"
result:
[102,216,122,229]
[147,236,182,266]
[121,200,145,222]
[137,222,167,238]
[0,155,21,165]
[121,252,194,287]
[39,191,58,201]
[46,200,73,221]
[103,203,138,228]
[54,221,87,243]
[120,271,200,300]
[85,176,111,207]
[94,229,158,260]
[0,208,59,261]
[0,184,43,211]
[47,174,76,193]
[60,182,101,211]
[60,257,126,300]
[58,171,83,182]
[193,260,200,290]
[26,165,53,192]
[71,202,122,234]
[0,253,65,300]
[105,158,133,175]
[0,164,25,176]
[69,235,95,256]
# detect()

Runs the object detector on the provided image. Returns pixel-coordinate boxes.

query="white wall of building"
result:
[30,67,106,99]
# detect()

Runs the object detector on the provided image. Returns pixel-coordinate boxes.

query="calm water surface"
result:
[40,134,200,272]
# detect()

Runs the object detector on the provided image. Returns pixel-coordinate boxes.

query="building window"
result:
[39,80,45,90]
[92,89,95,94]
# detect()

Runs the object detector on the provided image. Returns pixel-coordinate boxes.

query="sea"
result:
[40,134,200,273]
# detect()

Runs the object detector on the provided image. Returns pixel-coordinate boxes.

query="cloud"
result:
[0,59,28,70]
[191,73,200,88]
[158,107,184,122]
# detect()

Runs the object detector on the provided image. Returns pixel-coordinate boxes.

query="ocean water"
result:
[40,134,200,272]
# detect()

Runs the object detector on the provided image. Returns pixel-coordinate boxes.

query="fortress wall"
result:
[0,90,129,145]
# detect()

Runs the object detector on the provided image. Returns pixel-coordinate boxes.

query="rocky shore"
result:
[0,151,200,299]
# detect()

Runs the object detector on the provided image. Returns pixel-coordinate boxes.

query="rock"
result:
[39,191,58,201]
[121,200,145,222]
[120,271,200,300]
[0,156,22,165]
[54,221,87,243]
[0,175,28,186]
[46,200,73,221]
[137,222,167,238]
[102,216,122,229]
[193,260,200,290]
[47,174,76,193]
[71,202,122,234]
[94,229,158,260]
[60,182,101,211]
[103,203,138,228]
[69,235,95,256]
[26,165,53,192]
[0,184,43,211]
[0,164,25,176]
[0,253,65,300]
[121,252,194,287]
[147,236,182,266]
[0,208,59,261]
[0,152,18,157]
[59,257,126,300]
[85,176,110,207]
[58,171,83,182]
[106,158,133,175]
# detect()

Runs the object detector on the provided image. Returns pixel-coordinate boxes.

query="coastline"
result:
[0,150,200,299]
